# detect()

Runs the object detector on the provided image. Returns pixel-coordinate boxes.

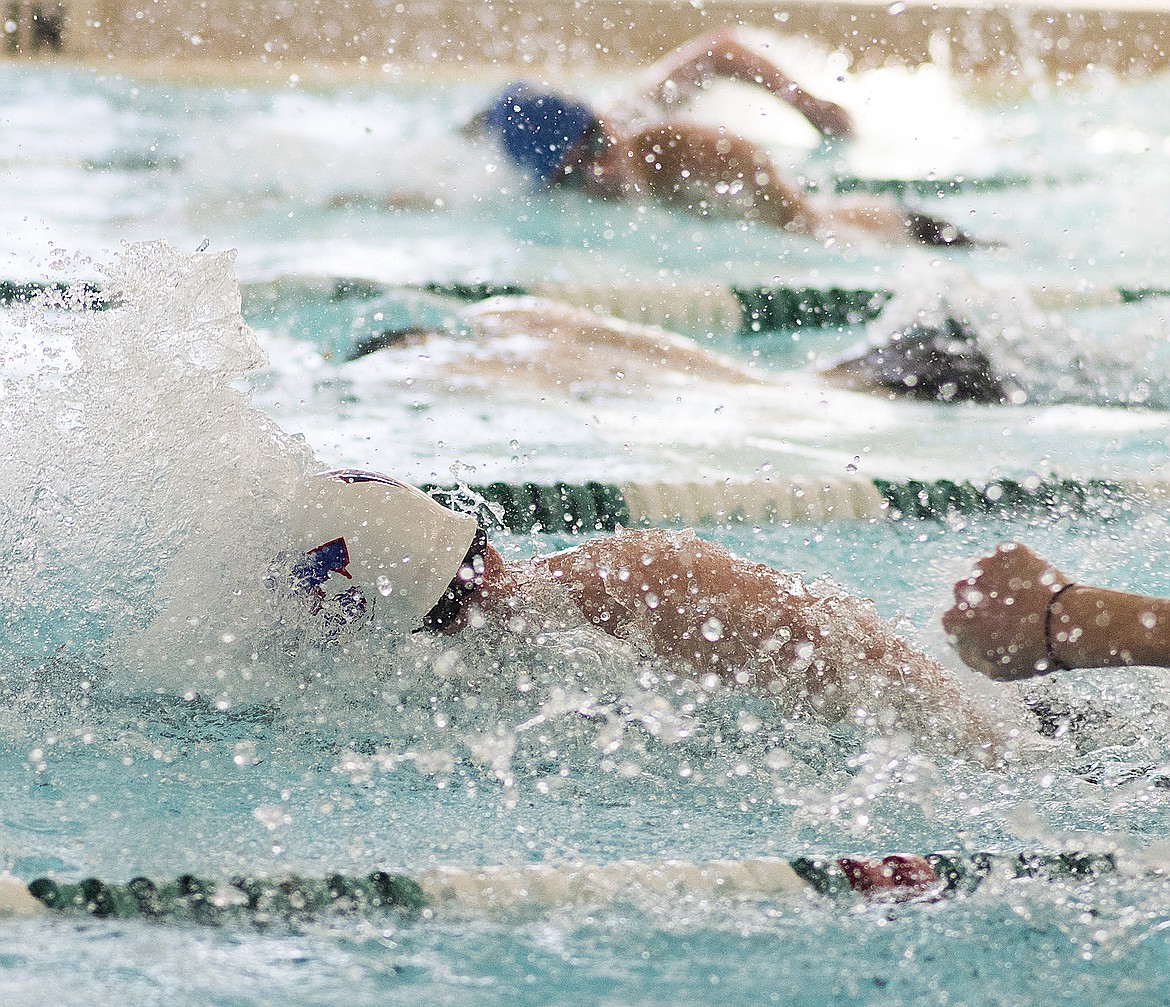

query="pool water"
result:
[4,57,1170,1006]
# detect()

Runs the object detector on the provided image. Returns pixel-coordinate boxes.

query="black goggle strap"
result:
[420,526,489,631]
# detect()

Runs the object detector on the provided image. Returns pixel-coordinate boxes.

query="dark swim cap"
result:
[485,83,598,183]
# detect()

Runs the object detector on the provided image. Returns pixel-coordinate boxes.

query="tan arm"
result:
[1048,584,1170,670]
[529,528,1016,760]
[637,29,854,139]
[943,542,1170,679]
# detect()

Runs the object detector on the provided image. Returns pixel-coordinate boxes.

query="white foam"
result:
[0,241,316,699]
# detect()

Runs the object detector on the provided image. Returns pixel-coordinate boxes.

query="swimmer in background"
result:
[471,28,981,248]
[277,471,1024,763]
[347,294,777,389]
[349,294,1015,406]
[357,285,1150,409]
[945,542,1170,680]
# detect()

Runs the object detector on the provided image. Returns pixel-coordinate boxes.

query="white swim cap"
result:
[283,470,480,633]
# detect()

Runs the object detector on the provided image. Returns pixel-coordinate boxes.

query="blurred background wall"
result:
[4,0,1169,78]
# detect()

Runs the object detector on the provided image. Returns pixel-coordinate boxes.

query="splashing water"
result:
[0,242,315,697]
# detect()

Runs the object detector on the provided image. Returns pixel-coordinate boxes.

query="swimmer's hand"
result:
[838,855,941,901]
[798,96,854,140]
[942,542,1071,681]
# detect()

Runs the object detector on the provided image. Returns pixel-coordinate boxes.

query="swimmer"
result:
[944,542,1170,680]
[347,294,775,388]
[277,470,1021,761]
[348,293,1013,408]
[474,28,980,248]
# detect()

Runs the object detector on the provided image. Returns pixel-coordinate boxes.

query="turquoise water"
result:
[4,61,1170,1005]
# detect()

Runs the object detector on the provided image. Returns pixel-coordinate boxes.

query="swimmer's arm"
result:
[466,299,766,385]
[943,542,1170,680]
[537,530,1014,762]
[575,315,765,385]
[533,529,807,671]
[1049,586,1170,670]
[0,876,47,916]
[635,29,853,139]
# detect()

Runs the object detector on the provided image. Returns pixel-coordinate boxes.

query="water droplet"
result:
[701,617,724,641]
[737,712,762,734]
[376,575,393,597]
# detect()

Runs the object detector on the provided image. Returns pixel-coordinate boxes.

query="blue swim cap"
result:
[485,84,597,184]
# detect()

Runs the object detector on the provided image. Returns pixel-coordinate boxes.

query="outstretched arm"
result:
[943,542,1170,680]
[610,122,978,247]
[525,528,1014,759]
[637,28,854,139]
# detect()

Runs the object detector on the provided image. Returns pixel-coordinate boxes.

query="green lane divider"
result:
[1119,287,1170,304]
[26,870,426,924]
[872,477,1137,522]
[418,281,528,302]
[0,280,108,309]
[420,280,891,333]
[7,272,1159,334]
[792,850,1117,899]
[427,480,631,533]
[15,850,1122,926]
[0,271,1123,336]
[829,173,1042,198]
[423,477,1163,533]
[323,277,1170,336]
[1032,285,1170,310]
[731,286,891,331]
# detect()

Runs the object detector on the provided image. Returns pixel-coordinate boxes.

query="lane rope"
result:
[827,173,1060,198]
[7,279,1170,336]
[0,280,109,310]
[6,850,1122,925]
[317,277,1170,336]
[423,477,1165,533]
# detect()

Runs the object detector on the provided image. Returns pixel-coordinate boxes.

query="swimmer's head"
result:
[485,83,598,184]
[284,470,481,633]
